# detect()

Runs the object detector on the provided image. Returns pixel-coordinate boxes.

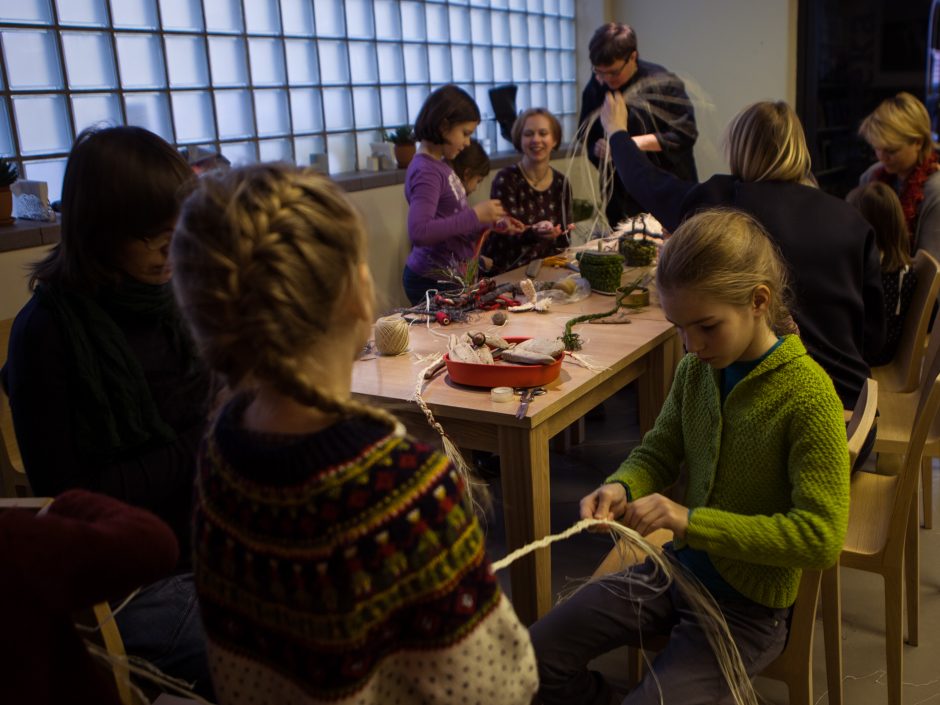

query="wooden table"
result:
[352,270,680,624]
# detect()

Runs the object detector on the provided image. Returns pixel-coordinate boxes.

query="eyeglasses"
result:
[141,230,173,251]
[592,59,629,79]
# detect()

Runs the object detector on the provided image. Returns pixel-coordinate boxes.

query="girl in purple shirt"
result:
[402,84,521,304]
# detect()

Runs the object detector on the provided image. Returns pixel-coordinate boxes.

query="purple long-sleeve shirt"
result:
[404,152,483,276]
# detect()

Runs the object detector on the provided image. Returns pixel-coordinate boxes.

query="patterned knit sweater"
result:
[193,399,537,704]
[607,335,850,609]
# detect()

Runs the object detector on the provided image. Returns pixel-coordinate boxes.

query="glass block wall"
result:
[0,0,577,201]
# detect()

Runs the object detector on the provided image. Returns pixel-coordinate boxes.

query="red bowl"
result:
[444,336,563,389]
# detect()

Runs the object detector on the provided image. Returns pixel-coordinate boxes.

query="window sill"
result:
[331,146,574,193]
[0,218,60,253]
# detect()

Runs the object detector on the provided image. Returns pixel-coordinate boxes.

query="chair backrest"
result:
[886,322,940,555]
[879,249,940,391]
[846,378,878,467]
[0,318,30,498]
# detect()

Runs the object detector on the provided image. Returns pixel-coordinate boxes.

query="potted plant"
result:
[385,126,416,169]
[0,158,17,226]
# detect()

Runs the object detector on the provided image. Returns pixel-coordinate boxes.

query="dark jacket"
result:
[608,131,886,409]
[580,59,698,224]
[1,294,207,564]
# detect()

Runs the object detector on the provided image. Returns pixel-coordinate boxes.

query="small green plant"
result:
[0,158,18,187]
[384,126,416,145]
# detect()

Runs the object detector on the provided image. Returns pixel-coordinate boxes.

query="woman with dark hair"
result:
[1,125,213,696]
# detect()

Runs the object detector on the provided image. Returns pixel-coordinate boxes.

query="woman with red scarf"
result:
[859,92,940,262]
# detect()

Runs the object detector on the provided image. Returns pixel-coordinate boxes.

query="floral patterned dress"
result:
[482,164,572,274]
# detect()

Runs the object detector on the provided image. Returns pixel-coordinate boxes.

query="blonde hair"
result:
[657,208,792,332]
[510,108,563,152]
[846,181,913,272]
[859,92,937,162]
[726,101,814,185]
[171,162,395,426]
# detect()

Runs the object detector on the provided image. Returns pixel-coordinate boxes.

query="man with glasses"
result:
[579,23,698,228]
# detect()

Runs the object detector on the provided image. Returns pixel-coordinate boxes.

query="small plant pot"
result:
[0,186,13,226]
[394,143,416,169]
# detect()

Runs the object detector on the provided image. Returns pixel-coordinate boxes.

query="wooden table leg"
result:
[638,334,679,433]
[498,423,552,625]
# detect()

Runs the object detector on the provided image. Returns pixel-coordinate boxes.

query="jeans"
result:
[402,265,443,306]
[114,573,215,699]
[529,555,790,705]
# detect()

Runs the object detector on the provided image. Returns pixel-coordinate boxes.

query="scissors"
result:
[514,387,546,419]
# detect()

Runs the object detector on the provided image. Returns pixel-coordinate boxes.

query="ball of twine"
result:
[373,313,410,355]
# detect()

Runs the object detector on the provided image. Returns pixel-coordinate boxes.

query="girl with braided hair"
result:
[171,163,537,705]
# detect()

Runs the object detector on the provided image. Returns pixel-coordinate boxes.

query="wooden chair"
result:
[0,318,31,498]
[823,368,940,705]
[593,378,878,705]
[874,318,940,529]
[872,249,940,393]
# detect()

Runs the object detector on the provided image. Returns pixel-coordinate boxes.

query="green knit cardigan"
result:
[607,334,850,608]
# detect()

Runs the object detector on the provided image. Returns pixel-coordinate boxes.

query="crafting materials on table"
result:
[490,386,514,403]
[444,337,563,388]
[514,386,546,419]
[373,313,410,355]
[577,251,625,294]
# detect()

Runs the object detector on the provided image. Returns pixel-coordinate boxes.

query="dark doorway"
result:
[797,0,931,197]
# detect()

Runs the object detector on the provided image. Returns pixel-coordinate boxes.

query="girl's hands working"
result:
[622,493,689,540]
[580,484,690,540]
[474,199,507,225]
[580,482,629,523]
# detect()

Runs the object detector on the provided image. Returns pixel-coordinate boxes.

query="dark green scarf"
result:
[36,279,195,461]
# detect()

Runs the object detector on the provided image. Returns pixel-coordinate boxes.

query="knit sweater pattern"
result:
[607,335,850,609]
[193,403,537,705]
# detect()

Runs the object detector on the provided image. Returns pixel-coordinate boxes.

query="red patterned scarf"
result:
[874,151,940,249]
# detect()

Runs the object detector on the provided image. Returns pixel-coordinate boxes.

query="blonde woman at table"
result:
[482,108,573,275]
[171,163,537,705]
[600,94,884,418]
[858,92,940,264]
[530,208,850,705]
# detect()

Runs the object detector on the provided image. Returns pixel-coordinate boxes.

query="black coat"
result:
[608,131,885,409]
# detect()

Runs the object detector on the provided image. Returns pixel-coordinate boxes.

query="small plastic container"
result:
[490,386,514,403]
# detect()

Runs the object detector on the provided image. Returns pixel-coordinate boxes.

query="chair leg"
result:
[884,570,904,705]
[627,646,643,688]
[905,498,919,646]
[821,565,844,705]
[923,455,934,530]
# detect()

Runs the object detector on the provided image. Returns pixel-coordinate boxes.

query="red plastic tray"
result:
[444,336,563,388]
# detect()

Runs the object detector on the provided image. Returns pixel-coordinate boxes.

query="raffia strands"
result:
[85,641,214,705]
[373,313,410,356]
[413,357,489,518]
[493,518,760,705]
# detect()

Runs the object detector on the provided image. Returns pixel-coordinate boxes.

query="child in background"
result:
[171,163,537,705]
[530,209,849,705]
[847,181,919,366]
[402,84,522,304]
[447,138,490,196]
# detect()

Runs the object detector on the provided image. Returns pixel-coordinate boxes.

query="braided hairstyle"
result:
[171,162,396,427]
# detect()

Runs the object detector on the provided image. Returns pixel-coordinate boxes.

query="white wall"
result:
[608,0,798,179]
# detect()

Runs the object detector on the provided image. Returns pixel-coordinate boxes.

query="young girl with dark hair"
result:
[847,181,919,365]
[402,84,522,304]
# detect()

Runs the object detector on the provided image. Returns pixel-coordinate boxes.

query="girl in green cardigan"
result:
[531,208,850,705]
